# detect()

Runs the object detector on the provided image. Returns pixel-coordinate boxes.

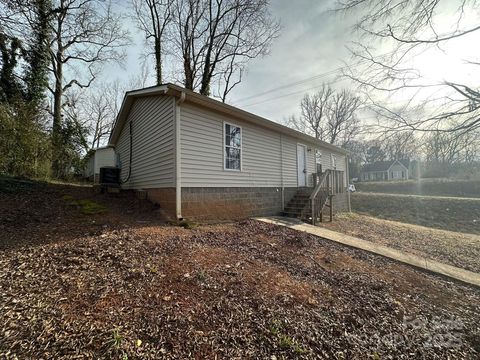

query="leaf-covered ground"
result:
[1,178,479,359]
[320,213,480,274]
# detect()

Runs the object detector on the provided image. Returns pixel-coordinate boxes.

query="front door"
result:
[297,144,307,186]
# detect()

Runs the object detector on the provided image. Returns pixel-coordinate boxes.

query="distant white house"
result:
[361,160,410,181]
[84,146,116,183]
[108,83,349,221]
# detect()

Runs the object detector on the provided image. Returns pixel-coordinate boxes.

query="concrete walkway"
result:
[255,216,480,288]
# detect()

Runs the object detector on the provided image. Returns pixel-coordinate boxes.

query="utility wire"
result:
[234,50,399,106]
[239,78,343,107]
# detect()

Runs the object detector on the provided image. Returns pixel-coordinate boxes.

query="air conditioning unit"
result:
[99,166,120,186]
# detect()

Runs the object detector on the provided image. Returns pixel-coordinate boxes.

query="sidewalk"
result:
[255,216,480,287]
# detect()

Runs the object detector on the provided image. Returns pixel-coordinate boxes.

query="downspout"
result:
[175,91,186,220]
[346,154,351,212]
[280,134,284,210]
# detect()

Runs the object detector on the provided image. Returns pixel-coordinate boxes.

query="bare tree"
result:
[328,89,362,145]
[171,0,279,99]
[424,130,479,165]
[285,85,333,140]
[48,0,128,176]
[132,0,173,85]
[337,0,480,134]
[286,85,362,148]
[380,131,418,160]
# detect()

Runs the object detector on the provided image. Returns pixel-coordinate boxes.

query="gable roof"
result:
[398,159,410,168]
[362,161,394,172]
[108,83,348,155]
[362,160,409,172]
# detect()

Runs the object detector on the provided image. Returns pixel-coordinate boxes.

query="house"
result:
[108,83,349,221]
[84,146,116,183]
[361,159,410,182]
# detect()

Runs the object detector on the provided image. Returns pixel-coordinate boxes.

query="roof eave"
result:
[108,85,169,146]
[164,84,348,155]
[108,83,348,155]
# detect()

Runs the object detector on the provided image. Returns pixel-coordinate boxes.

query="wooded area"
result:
[0,0,278,179]
[0,0,479,181]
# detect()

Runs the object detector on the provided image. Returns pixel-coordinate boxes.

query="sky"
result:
[226,0,357,120]
[106,0,358,122]
[105,0,480,126]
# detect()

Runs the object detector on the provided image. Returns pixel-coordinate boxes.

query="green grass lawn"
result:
[355,178,480,198]
[351,192,480,235]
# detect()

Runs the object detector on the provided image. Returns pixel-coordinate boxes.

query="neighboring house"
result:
[108,83,349,221]
[84,146,116,183]
[361,160,410,182]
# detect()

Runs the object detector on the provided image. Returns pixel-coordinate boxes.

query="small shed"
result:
[84,146,116,183]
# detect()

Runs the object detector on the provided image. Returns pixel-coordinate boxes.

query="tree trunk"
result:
[183,54,194,90]
[52,55,63,177]
[154,36,162,85]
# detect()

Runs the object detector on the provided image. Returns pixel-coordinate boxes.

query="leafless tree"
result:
[171,0,279,99]
[63,80,128,153]
[337,0,480,135]
[48,0,128,176]
[424,130,480,165]
[132,0,173,85]
[286,85,333,140]
[286,85,362,147]
[381,131,418,160]
[328,89,362,145]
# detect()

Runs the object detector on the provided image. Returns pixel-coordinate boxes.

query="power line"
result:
[239,78,343,108]
[234,50,399,106]
[234,68,342,104]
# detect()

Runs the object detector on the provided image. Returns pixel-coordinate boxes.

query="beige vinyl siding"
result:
[180,102,346,188]
[181,103,282,187]
[117,95,175,189]
[281,136,297,187]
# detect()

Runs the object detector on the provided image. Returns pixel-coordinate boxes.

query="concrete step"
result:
[283,209,312,217]
[291,194,311,199]
[286,201,309,207]
[284,205,309,212]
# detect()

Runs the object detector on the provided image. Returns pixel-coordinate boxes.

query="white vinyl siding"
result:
[116,95,175,189]
[180,102,346,188]
[281,137,297,187]
[94,147,115,175]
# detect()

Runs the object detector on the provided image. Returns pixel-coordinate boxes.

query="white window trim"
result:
[223,121,243,172]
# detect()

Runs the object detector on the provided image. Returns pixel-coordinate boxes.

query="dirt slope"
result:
[1,178,479,359]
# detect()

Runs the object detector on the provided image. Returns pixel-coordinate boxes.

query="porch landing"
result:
[254,216,480,287]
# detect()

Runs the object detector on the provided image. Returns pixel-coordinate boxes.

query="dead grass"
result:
[322,212,480,273]
[356,178,480,198]
[351,192,480,235]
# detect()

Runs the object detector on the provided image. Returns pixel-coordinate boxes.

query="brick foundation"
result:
[145,188,176,219]
[143,187,348,221]
[181,187,297,221]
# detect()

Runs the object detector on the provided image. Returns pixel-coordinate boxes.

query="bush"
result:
[0,102,51,179]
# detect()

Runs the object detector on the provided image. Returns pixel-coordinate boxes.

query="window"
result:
[224,122,242,170]
[315,149,322,173]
